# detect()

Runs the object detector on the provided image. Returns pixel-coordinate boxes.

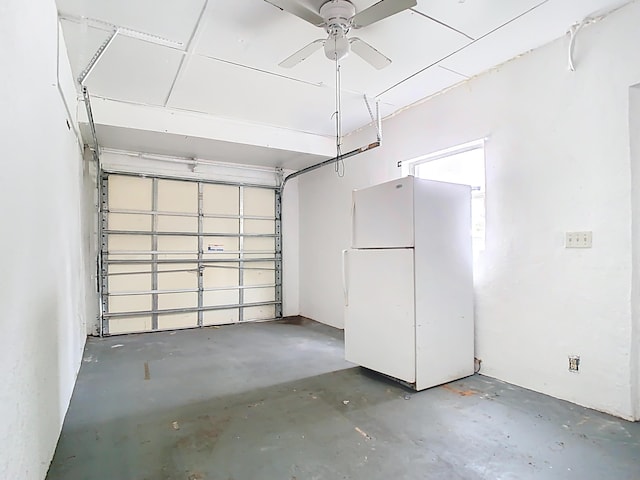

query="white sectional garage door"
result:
[100,173,281,335]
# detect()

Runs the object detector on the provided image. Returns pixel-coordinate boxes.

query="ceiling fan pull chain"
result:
[335,55,345,177]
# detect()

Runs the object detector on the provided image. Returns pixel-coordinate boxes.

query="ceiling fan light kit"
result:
[267,0,417,69]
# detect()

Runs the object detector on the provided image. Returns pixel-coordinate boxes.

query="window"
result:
[404,140,486,259]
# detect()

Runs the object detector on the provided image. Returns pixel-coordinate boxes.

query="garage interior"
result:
[3,0,640,479]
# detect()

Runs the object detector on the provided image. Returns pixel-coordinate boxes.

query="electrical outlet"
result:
[565,231,592,248]
[568,355,580,373]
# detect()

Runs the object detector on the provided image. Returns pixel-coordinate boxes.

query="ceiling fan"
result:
[265,0,417,70]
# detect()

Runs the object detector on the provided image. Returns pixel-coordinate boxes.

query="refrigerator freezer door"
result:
[344,248,416,383]
[352,176,414,249]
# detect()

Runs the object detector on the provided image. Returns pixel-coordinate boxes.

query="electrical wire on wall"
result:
[333,54,345,177]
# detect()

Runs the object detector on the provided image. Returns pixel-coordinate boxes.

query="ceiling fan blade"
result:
[279,39,325,68]
[263,0,325,27]
[351,0,417,28]
[349,38,391,70]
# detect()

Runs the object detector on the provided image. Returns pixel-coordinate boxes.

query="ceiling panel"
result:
[167,54,380,136]
[84,35,184,106]
[414,0,547,40]
[379,66,468,111]
[89,124,328,170]
[56,0,206,45]
[195,1,470,98]
[439,0,631,78]
[59,19,116,82]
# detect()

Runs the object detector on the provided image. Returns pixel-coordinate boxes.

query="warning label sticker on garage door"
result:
[208,244,224,252]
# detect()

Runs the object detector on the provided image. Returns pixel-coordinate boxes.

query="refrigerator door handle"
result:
[342,249,349,307]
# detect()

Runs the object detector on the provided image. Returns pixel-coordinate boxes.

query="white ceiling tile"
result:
[195,1,470,98]
[59,20,115,83]
[379,66,468,110]
[167,54,387,137]
[56,0,206,45]
[84,36,183,106]
[414,0,547,40]
[439,0,632,78]
[167,55,340,135]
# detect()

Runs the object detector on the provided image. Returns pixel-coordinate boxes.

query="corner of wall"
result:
[629,84,640,420]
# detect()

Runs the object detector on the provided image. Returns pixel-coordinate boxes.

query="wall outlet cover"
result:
[565,231,592,248]
[569,355,580,372]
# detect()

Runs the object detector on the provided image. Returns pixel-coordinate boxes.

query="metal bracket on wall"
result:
[151,178,159,331]
[197,182,204,327]
[238,186,245,322]
[82,85,105,336]
[100,174,109,336]
[274,188,283,319]
[363,95,382,142]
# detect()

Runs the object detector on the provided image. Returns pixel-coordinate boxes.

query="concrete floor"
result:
[47,319,640,480]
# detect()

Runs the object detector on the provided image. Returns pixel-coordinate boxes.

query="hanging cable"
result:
[334,52,345,177]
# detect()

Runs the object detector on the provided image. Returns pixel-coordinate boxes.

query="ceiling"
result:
[58,0,631,169]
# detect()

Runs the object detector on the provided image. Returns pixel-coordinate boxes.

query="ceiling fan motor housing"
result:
[320,0,356,60]
[320,0,356,31]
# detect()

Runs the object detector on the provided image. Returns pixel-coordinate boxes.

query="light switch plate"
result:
[565,231,592,248]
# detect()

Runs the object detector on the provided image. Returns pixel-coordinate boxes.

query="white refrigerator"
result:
[343,175,474,390]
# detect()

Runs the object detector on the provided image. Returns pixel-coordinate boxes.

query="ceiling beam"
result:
[78,96,336,157]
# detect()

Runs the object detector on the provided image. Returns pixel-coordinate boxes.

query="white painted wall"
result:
[0,1,93,478]
[630,84,640,420]
[299,2,640,419]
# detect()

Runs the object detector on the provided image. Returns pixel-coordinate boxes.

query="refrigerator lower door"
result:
[344,248,415,383]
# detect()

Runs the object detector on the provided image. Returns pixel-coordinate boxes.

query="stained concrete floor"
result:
[47,319,640,480]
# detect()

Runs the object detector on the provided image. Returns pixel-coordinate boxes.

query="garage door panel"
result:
[157,215,198,232]
[203,184,239,215]
[244,237,275,253]
[108,176,152,210]
[158,313,198,330]
[204,289,239,306]
[158,179,198,213]
[203,265,239,288]
[244,287,276,303]
[109,295,152,313]
[109,316,153,334]
[244,188,274,217]
[109,273,152,293]
[109,213,152,231]
[158,292,198,309]
[203,218,238,234]
[158,270,198,290]
[203,309,239,325]
[244,305,275,321]
[109,234,152,252]
[157,235,198,252]
[244,219,275,234]
[244,263,275,286]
